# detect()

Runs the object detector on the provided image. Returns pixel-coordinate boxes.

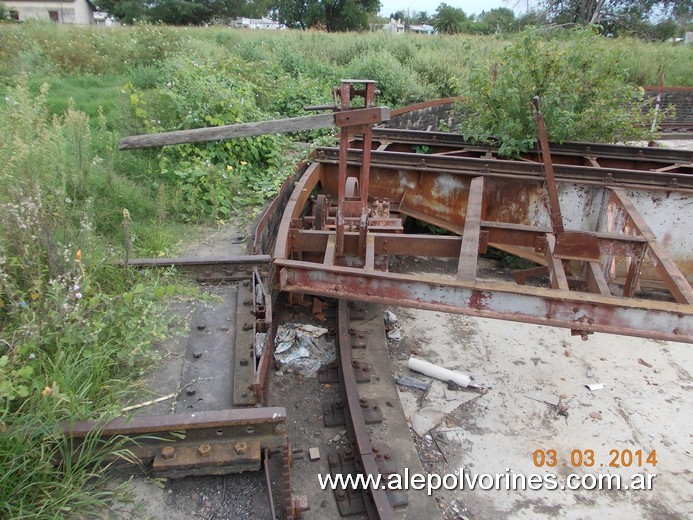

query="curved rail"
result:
[336,300,394,519]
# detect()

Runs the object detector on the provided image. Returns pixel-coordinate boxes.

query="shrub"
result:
[458,27,660,156]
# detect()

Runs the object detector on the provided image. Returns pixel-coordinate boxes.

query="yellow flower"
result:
[240,161,247,166]
[41,386,53,397]
[226,165,233,171]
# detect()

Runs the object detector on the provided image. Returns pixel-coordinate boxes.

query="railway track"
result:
[60,85,693,519]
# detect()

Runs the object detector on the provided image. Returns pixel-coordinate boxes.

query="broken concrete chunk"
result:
[524,391,560,407]
[308,447,320,461]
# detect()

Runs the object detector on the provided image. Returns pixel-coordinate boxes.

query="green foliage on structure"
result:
[458,27,663,156]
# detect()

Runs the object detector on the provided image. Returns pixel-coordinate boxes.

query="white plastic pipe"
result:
[407,357,471,388]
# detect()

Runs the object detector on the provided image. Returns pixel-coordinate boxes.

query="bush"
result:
[458,27,660,156]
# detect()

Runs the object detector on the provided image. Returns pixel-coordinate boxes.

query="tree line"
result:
[81,0,692,40]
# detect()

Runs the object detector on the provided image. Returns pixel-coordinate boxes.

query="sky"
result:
[378,0,528,18]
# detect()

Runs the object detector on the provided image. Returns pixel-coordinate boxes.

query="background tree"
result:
[538,0,692,36]
[95,0,271,24]
[274,0,379,31]
[470,7,518,34]
[432,3,467,34]
[414,10,430,23]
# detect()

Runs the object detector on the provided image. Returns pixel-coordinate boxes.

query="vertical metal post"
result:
[336,82,351,257]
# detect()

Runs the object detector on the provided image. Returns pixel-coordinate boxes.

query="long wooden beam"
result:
[119,107,390,150]
[457,177,484,280]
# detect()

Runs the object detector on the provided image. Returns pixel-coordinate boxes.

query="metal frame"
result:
[274,101,693,344]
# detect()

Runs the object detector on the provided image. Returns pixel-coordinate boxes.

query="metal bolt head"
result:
[197,322,206,331]
[198,444,212,457]
[234,441,248,455]
[193,351,202,359]
[186,387,196,396]
[161,446,175,460]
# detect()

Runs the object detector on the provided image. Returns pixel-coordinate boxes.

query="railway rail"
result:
[60,83,693,519]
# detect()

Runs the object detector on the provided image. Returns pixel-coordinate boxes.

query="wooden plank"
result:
[119,113,337,150]
[457,177,484,280]
[585,261,611,296]
[611,188,693,304]
[119,107,390,150]
[545,234,569,291]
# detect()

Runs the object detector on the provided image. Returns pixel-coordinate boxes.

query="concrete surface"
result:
[390,306,692,520]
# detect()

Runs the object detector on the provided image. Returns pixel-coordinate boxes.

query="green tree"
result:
[273,0,379,31]
[414,10,430,23]
[459,27,658,156]
[433,3,467,34]
[542,0,692,35]
[95,0,271,24]
[476,7,517,34]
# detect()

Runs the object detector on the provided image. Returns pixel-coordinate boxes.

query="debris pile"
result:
[274,323,336,376]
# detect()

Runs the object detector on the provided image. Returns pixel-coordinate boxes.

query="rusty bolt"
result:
[234,442,248,455]
[198,444,212,457]
[161,446,175,460]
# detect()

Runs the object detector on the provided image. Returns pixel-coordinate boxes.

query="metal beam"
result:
[545,234,569,290]
[276,259,692,343]
[610,188,693,304]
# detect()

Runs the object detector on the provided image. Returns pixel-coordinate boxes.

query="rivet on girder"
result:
[198,444,212,457]
[161,446,175,460]
[234,442,248,455]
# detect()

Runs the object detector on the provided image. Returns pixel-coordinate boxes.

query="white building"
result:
[3,0,95,24]
[233,17,284,30]
[382,18,405,34]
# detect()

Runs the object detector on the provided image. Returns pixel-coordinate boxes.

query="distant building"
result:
[382,18,405,34]
[233,17,284,30]
[93,10,118,26]
[408,24,435,35]
[3,0,95,24]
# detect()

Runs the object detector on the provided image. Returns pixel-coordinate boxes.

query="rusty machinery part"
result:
[313,194,328,231]
[345,177,360,199]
